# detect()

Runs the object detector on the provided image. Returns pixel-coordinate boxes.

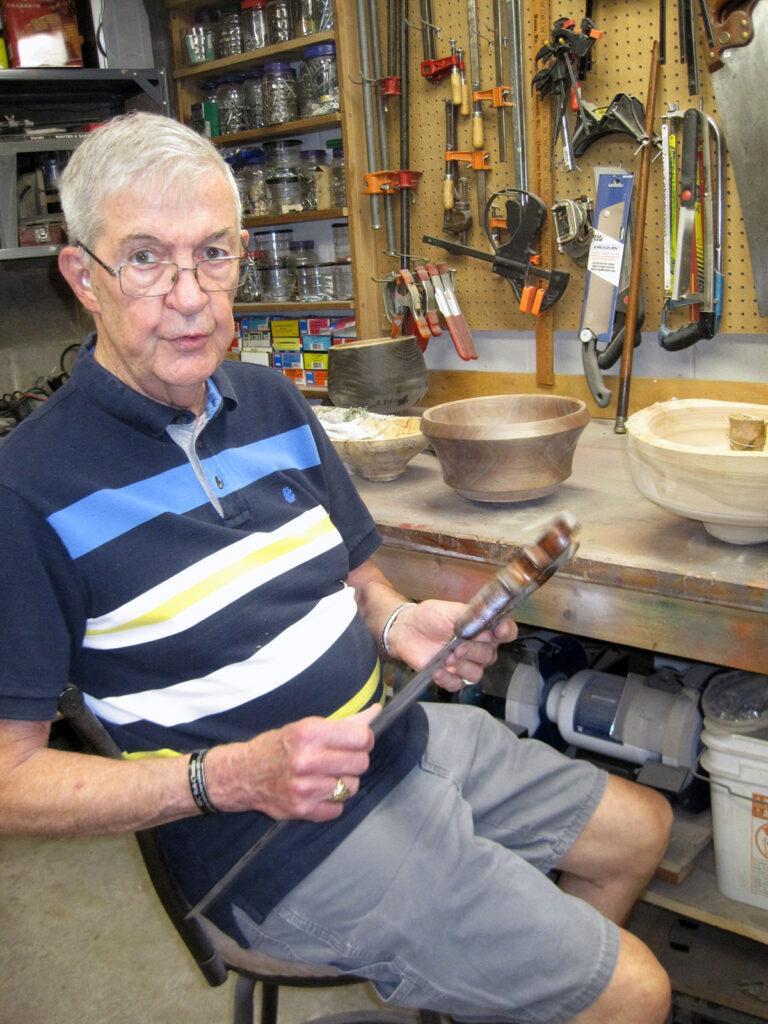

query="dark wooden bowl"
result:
[327,335,428,413]
[421,394,591,502]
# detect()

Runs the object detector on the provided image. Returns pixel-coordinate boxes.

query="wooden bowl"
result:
[327,335,428,413]
[316,410,428,481]
[420,394,591,502]
[625,399,768,544]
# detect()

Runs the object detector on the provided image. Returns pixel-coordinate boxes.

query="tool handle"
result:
[472,111,484,148]
[460,79,471,115]
[443,176,455,210]
[705,0,757,67]
[679,107,698,210]
[450,65,462,105]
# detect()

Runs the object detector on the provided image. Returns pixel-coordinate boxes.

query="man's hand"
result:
[203,704,381,821]
[388,599,517,692]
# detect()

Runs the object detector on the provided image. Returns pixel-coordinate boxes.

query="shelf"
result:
[0,68,169,111]
[212,113,342,148]
[234,301,354,313]
[173,32,336,82]
[243,208,347,228]
[0,245,62,261]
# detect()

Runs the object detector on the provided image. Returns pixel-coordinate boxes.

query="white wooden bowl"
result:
[420,394,590,502]
[625,399,768,544]
[316,409,427,482]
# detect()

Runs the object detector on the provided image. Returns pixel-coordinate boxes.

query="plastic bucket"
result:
[700,727,768,910]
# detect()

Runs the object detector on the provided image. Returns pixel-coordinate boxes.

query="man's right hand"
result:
[203,703,381,821]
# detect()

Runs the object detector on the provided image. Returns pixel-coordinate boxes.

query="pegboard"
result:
[372,0,766,336]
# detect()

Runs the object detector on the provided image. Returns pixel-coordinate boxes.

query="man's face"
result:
[72,170,243,413]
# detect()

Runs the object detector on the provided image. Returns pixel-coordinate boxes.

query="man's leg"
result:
[556,774,674,924]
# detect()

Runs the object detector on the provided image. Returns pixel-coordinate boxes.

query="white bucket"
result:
[701,727,768,911]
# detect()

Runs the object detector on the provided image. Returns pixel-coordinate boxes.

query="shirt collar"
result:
[70,334,238,436]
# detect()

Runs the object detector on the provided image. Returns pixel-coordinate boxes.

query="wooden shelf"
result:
[173,31,336,81]
[211,113,341,148]
[234,301,354,313]
[243,208,348,229]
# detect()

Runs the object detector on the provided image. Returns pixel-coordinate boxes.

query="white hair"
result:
[59,112,241,248]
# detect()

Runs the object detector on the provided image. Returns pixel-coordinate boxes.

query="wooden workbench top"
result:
[352,420,768,671]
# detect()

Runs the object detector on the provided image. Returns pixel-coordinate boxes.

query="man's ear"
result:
[58,245,101,314]
[241,228,250,250]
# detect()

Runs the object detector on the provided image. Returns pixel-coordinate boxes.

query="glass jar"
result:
[287,240,318,267]
[184,22,216,64]
[263,61,299,126]
[298,43,339,118]
[242,149,270,215]
[266,0,293,44]
[262,137,302,172]
[241,0,268,49]
[200,82,221,137]
[242,68,265,129]
[252,228,293,265]
[217,10,244,56]
[233,160,252,213]
[263,265,297,301]
[267,169,304,214]
[237,254,264,301]
[295,263,334,302]
[331,220,350,260]
[327,138,346,207]
[299,149,327,210]
[330,259,353,298]
[293,0,316,36]
[216,76,247,136]
[316,0,334,30]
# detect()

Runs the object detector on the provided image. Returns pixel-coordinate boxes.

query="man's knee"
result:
[571,929,671,1024]
[629,785,674,873]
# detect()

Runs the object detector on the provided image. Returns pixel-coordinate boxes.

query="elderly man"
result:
[0,113,671,1024]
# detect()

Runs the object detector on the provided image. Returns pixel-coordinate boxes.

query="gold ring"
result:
[330,777,350,803]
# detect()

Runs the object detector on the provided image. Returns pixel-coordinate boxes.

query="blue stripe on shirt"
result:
[48,424,321,558]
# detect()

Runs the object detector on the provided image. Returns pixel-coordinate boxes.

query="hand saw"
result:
[671,107,699,301]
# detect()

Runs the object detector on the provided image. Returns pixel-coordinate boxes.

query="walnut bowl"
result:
[420,394,590,503]
[625,399,768,545]
[315,408,428,482]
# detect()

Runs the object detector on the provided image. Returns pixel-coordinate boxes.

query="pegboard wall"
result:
[371,0,765,336]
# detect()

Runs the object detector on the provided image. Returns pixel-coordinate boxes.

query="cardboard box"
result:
[3,1,83,67]
[272,338,302,352]
[237,314,272,347]
[301,334,333,352]
[302,352,329,371]
[304,370,328,388]
[299,318,332,335]
[241,350,271,367]
[272,350,302,369]
[283,368,306,385]
[270,319,301,339]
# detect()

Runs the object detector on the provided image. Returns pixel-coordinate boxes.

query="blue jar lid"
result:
[264,60,293,72]
[244,66,264,78]
[303,42,335,58]
[242,148,266,163]
[301,149,327,162]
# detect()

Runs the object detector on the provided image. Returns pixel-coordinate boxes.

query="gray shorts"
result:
[234,704,620,1024]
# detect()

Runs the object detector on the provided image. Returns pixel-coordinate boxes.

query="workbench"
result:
[353,418,768,676]
[353,417,768,1016]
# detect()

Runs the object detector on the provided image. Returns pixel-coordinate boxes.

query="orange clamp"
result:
[445,150,491,171]
[519,285,546,317]
[362,170,400,195]
[472,86,513,108]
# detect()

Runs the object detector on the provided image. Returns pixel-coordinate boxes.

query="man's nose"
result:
[165,266,210,310]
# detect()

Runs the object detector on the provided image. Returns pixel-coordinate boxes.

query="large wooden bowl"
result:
[316,410,428,481]
[625,399,768,544]
[327,335,428,413]
[420,394,591,502]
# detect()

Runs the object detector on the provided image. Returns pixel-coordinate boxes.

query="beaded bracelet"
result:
[380,601,417,658]
[188,749,219,815]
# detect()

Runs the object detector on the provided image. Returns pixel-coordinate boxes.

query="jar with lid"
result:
[263,61,299,126]
[232,158,252,214]
[299,149,327,210]
[237,253,264,301]
[199,81,221,137]
[287,240,318,268]
[242,149,270,215]
[293,0,316,36]
[241,0,268,50]
[267,169,304,215]
[298,43,339,118]
[216,76,247,136]
[263,265,297,302]
[316,0,334,30]
[217,8,244,57]
[266,0,293,44]
[326,138,346,207]
[262,137,302,172]
[252,228,293,265]
[330,260,353,299]
[331,221,350,260]
[242,68,265,129]
[295,262,334,302]
[184,21,216,64]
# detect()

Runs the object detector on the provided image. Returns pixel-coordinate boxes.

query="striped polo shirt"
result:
[0,342,427,935]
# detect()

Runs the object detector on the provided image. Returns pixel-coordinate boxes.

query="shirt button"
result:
[214,475,224,489]
[173,414,186,424]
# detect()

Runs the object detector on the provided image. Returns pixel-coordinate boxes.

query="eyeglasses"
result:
[77,242,251,298]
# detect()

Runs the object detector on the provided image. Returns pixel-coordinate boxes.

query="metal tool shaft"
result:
[355,0,382,229]
[368,0,397,251]
[493,0,508,162]
[506,0,527,190]
[467,0,487,217]
[188,513,580,921]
